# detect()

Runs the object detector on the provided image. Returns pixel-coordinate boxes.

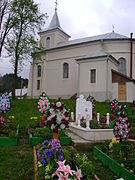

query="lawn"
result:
[0,98,134,179]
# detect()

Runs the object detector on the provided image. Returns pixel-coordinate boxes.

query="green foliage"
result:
[33,127,52,140]
[90,120,100,129]
[0,73,28,94]
[74,153,95,179]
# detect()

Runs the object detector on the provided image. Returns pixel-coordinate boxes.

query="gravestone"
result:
[76,94,92,127]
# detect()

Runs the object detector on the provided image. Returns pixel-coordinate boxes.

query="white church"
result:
[27,7,135,102]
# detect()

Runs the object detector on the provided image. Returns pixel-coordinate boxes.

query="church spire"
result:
[48,0,61,29]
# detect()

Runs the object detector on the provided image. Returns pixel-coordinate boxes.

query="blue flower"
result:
[37,150,41,159]
[58,154,64,161]
[41,158,47,166]
[59,149,64,154]
[42,140,48,146]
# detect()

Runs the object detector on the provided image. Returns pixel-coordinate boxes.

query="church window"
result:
[37,65,41,77]
[63,63,69,79]
[118,58,126,75]
[37,80,40,90]
[46,37,50,48]
[90,69,96,83]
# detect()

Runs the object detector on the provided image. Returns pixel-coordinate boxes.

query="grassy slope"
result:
[0,99,134,179]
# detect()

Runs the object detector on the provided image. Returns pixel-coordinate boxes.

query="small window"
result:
[90,69,96,83]
[37,80,40,90]
[46,37,50,48]
[118,58,126,75]
[63,63,69,79]
[37,65,41,77]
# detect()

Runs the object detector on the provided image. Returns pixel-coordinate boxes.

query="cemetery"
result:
[0,92,135,179]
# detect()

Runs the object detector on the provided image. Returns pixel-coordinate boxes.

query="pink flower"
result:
[57,160,66,170]
[119,117,122,121]
[52,169,61,178]
[63,165,74,176]
[124,117,128,121]
[75,167,82,180]
[57,173,68,180]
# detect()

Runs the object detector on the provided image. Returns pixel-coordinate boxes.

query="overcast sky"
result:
[0,0,135,78]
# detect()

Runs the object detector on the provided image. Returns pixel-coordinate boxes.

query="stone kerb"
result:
[69,123,114,141]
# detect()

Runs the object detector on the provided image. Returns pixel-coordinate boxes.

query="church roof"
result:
[48,10,61,29]
[76,50,118,64]
[55,32,129,48]
[39,10,70,38]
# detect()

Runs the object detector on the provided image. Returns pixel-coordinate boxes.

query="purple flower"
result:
[37,150,41,159]
[47,150,53,159]
[41,158,47,166]
[59,149,64,154]
[42,140,48,146]
[58,154,64,161]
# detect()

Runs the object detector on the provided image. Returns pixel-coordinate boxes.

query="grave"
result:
[68,94,113,142]
[76,94,92,128]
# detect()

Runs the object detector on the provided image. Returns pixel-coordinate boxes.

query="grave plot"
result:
[28,94,71,146]
[0,92,19,146]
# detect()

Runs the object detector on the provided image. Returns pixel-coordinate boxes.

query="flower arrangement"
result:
[113,104,130,142]
[52,160,82,180]
[37,92,50,115]
[87,95,96,117]
[117,103,128,117]
[0,92,11,114]
[46,97,69,133]
[37,139,64,179]
[113,116,130,142]
[110,99,119,113]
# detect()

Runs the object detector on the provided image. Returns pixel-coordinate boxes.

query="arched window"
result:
[46,37,50,48]
[37,65,41,77]
[63,63,69,79]
[118,58,126,75]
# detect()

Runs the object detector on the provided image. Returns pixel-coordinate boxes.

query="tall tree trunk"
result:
[12,21,23,99]
[0,15,12,56]
[12,56,18,99]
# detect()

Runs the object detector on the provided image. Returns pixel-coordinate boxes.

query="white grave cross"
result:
[76,95,92,126]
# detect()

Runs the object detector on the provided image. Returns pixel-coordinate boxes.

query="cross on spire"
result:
[55,0,58,12]
[112,24,115,33]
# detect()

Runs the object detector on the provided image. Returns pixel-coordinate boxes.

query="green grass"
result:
[0,99,134,179]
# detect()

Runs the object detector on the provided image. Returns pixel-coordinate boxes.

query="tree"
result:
[4,0,46,98]
[0,73,28,94]
[0,0,15,56]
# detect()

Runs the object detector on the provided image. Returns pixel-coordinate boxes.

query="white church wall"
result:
[126,82,135,102]
[79,58,107,101]
[44,57,78,98]
[40,29,70,49]
[104,40,135,79]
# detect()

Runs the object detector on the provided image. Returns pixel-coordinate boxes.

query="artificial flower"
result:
[75,166,83,180]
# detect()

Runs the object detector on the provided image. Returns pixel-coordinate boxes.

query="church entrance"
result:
[118,82,126,101]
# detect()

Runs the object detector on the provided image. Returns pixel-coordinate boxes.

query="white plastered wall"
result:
[126,82,135,102]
